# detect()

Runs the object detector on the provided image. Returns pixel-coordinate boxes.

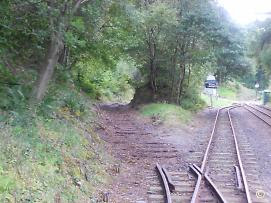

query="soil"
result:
[96,104,271,202]
[96,105,216,202]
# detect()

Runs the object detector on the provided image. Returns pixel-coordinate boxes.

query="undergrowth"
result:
[218,82,238,99]
[0,83,111,202]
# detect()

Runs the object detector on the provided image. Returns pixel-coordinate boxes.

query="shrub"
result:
[181,86,206,111]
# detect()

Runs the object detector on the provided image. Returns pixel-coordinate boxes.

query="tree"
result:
[130,0,249,105]
[246,18,271,89]
[33,0,102,101]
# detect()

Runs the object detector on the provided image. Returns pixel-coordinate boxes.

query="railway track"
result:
[243,104,271,126]
[148,106,270,203]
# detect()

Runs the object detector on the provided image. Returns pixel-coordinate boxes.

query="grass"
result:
[201,94,234,108]
[202,82,257,107]
[0,86,111,202]
[140,103,192,124]
[218,86,237,100]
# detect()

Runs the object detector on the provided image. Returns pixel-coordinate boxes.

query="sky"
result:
[218,0,271,25]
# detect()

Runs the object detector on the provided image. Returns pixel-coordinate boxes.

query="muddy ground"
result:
[96,105,271,202]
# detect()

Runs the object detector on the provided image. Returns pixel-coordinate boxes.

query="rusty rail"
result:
[247,104,271,118]
[228,107,252,203]
[190,164,203,203]
[190,105,252,203]
[256,104,271,112]
[156,163,172,203]
[243,104,271,127]
[162,167,175,193]
[204,174,228,203]
[190,106,232,203]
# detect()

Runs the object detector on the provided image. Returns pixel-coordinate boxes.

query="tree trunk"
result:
[30,0,89,102]
[176,63,186,104]
[148,32,157,93]
[149,58,157,92]
[58,45,69,67]
[170,46,178,102]
[180,64,191,101]
[32,33,62,101]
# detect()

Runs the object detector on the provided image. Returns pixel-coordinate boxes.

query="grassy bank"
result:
[201,94,234,107]
[0,86,110,202]
[202,82,256,107]
[218,86,237,99]
[140,103,192,124]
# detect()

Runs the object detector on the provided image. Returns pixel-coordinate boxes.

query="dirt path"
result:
[96,105,216,202]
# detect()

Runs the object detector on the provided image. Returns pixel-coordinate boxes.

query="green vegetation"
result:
[218,85,237,100]
[201,94,234,108]
[0,0,271,200]
[202,82,257,107]
[0,86,110,202]
[0,0,254,106]
[246,19,271,90]
[140,103,192,124]
[218,82,256,101]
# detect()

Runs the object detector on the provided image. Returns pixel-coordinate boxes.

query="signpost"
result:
[204,75,218,107]
[255,82,259,99]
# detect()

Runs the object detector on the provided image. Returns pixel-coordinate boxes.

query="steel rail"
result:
[243,105,271,127]
[204,174,228,203]
[256,104,271,112]
[200,108,221,172]
[190,164,203,203]
[190,106,235,203]
[190,108,220,203]
[191,164,228,203]
[198,105,241,172]
[162,167,175,193]
[228,107,252,203]
[156,163,172,203]
[247,104,271,118]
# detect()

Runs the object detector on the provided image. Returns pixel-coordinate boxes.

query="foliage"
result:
[140,103,192,124]
[180,86,206,111]
[201,94,234,108]
[1,0,267,200]
[72,56,136,102]
[218,85,237,99]
[127,0,252,105]
[0,87,110,202]
[246,18,271,89]
[0,0,254,105]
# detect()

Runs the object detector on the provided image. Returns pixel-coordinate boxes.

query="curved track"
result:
[149,105,270,203]
[190,106,251,203]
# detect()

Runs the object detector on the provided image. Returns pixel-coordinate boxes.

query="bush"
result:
[38,85,88,119]
[72,57,136,103]
[181,86,206,111]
